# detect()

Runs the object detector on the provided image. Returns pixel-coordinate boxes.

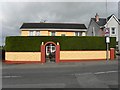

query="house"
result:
[5,22,116,64]
[87,13,120,44]
[20,22,87,36]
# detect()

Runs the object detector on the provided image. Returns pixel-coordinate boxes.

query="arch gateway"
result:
[41,42,60,64]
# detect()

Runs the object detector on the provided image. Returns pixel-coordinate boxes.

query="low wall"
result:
[60,51,110,61]
[5,52,41,62]
[5,50,113,63]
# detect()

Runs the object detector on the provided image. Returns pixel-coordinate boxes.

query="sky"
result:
[0,0,119,46]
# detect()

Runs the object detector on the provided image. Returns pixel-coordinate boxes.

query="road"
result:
[2,59,119,89]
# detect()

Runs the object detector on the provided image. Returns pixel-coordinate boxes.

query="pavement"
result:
[1,59,119,69]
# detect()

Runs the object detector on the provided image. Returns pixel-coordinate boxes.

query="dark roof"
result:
[107,14,114,21]
[20,23,87,29]
[118,19,120,22]
[91,18,106,26]
[91,14,119,27]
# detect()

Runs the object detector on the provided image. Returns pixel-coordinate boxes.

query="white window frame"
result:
[51,31,56,36]
[75,32,81,36]
[33,31,36,36]
[29,31,33,36]
[29,31,40,36]
[36,31,40,36]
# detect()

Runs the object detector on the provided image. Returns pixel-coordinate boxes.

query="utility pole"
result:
[105,31,110,61]
[105,0,110,61]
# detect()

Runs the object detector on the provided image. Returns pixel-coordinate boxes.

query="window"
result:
[111,27,116,34]
[33,31,36,36]
[61,34,66,36]
[51,31,56,36]
[29,31,40,36]
[36,31,40,36]
[75,32,81,36]
[29,31,33,36]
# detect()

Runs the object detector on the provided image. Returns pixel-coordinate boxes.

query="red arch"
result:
[41,42,60,63]
[45,42,57,46]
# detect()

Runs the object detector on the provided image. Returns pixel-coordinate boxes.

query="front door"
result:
[45,43,56,62]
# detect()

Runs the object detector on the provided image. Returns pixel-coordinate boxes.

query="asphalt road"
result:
[2,60,119,89]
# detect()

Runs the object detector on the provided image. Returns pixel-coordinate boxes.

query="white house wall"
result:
[107,17,119,42]
[118,24,120,51]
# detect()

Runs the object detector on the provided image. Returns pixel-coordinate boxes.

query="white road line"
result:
[3,76,21,78]
[94,72,106,75]
[105,71,118,73]
[75,72,92,76]
[94,71,118,75]
[71,70,118,76]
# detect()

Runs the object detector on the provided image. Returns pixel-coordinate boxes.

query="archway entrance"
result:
[41,42,60,63]
[45,43,56,62]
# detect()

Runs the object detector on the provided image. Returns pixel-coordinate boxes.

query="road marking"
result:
[71,70,118,76]
[75,72,92,76]
[94,72,106,74]
[3,75,21,78]
[94,71,118,75]
[3,83,66,88]
[106,71,118,73]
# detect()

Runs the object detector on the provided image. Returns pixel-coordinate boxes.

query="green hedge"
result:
[5,36,116,52]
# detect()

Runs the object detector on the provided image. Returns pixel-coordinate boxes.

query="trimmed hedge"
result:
[5,36,116,52]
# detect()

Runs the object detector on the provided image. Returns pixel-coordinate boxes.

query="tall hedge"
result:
[5,36,116,52]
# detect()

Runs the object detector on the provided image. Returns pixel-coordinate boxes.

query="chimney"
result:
[95,13,99,22]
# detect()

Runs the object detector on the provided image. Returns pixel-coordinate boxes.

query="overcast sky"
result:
[0,1,119,46]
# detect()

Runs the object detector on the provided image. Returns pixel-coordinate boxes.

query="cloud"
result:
[1,2,118,46]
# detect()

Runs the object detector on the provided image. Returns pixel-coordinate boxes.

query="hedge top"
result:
[5,36,116,52]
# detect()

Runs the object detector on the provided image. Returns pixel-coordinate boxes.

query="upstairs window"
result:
[36,31,40,36]
[75,32,81,36]
[29,31,40,36]
[29,31,33,36]
[51,31,56,36]
[33,31,36,36]
[111,27,116,35]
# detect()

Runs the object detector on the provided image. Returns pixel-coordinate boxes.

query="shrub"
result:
[5,36,116,52]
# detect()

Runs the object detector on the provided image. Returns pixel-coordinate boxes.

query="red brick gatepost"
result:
[56,43,60,63]
[41,44,45,63]
[110,48,115,60]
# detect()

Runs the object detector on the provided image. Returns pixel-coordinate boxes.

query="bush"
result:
[5,36,116,52]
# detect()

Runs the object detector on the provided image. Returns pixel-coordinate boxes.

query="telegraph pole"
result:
[105,0,110,61]
[105,30,110,61]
